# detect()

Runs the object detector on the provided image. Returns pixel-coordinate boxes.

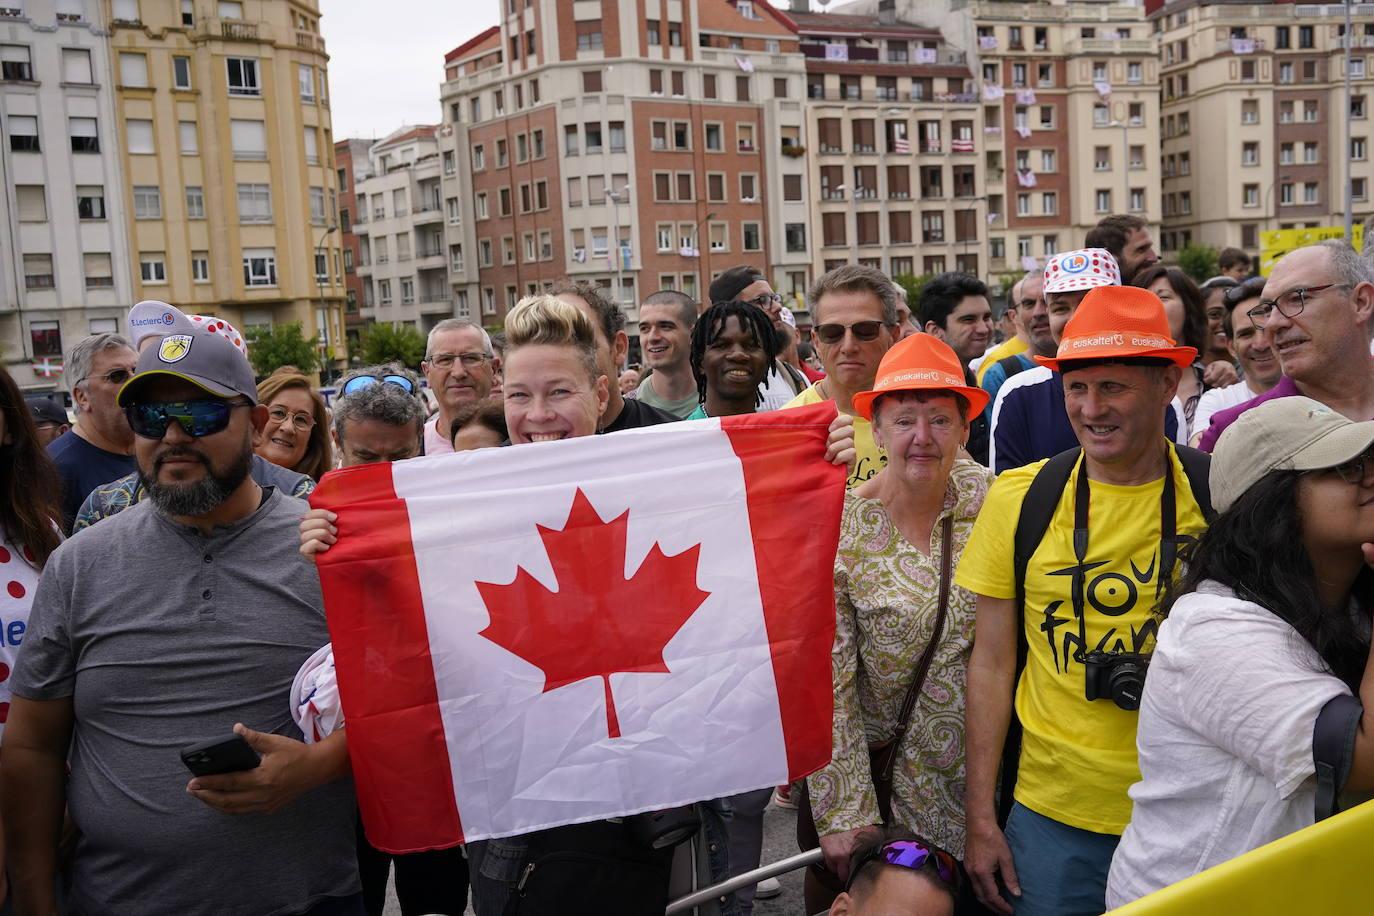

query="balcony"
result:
[353,221,370,234]
[220,20,260,41]
[357,263,372,276]
[413,204,444,224]
[296,31,326,52]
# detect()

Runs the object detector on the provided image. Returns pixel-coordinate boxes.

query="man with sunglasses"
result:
[829,832,957,916]
[709,266,810,411]
[5,325,361,916]
[1189,277,1283,447]
[421,319,497,456]
[784,265,901,489]
[47,333,140,532]
[1198,240,1374,452]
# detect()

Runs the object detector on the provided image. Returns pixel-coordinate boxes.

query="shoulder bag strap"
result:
[1313,693,1363,822]
[880,514,956,785]
[1174,443,1216,523]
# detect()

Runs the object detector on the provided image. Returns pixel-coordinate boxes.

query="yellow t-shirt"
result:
[783,385,886,489]
[954,447,1208,835]
[974,336,1030,385]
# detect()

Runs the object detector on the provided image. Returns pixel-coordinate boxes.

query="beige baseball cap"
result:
[1211,396,1374,512]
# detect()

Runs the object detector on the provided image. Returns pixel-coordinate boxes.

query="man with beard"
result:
[3,326,360,916]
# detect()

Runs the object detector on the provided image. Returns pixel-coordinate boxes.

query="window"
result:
[0,44,30,82]
[472,144,485,170]
[77,185,105,220]
[575,19,603,50]
[1355,96,1367,119]
[218,0,243,18]
[738,123,755,152]
[303,128,319,164]
[1243,183,1260,207]
[740,173,757,201]
[1017,193,1031,216]
[378,280,392,304]
[133,186,161,219]
[83,253,113,289]
[401,278,414,304]
[476,191,490,217]
[585,122,603,152]
[1279,62,1294,84]
[298,63,314,100]
[1040,150,1057,172]
[784,223,806,253]
[69,117,99,152]
[774,77,788,98]
[1355,137,1368,160]
[1299,25,1314,49]
[189,251,208,282]
[140,252,167,284]
[179,120,198,154]
[707,172,725,202]
[565,125,579,156]
[1129,188,1144,212]
[676,172,693,201]
[1304,182,1319,204]
[609,121,625,153]
[1128,102,1144,127]
[496,138,508,166]
[226,57,260,95]
[1041,191,1057,215]
[1093,146,1111,171]
[653,172,670,202]
[1127,62,1142,84]
[582,70,602,93]
[62,48,94,84]
[671,71,685,96]
[117,52,149,87]
[23,254,53,290]
[230,119,266,159]
[237,183,272,222]
[1095,189,1111,213]
[16,185,45,222]
[181,0,194,25]
[1303,101,1319,123]
[185,186,204,218]
[736,75,751,101]
[1242,141,1258,166]
[243,248,277,286]
[1356,178,1369,203]
[647,22,660,46]
[310,187,326,224]
[783,174,803,201]
[1280,183,1294,206]
[1242,99,1259,125]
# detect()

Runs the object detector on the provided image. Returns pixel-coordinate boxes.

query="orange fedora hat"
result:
[852,333,991,421]
[1034,285,1197,372]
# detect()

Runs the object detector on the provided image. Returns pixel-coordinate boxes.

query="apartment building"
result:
[335,137,372,350]
[353,126,453,331]
[0,0,134,391]
[1151,0,1374,255]
[107,0,346,367]
[437,0,809,342]
[793,9,988,288]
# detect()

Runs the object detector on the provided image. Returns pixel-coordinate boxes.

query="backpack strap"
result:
[998,354,1028,381]
[1313,693,1362,822]
[996,447,1082,826]
[1173,443,1216,523]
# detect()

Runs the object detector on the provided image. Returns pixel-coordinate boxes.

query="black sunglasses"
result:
[125,399,249,439]
[815,320,887,345]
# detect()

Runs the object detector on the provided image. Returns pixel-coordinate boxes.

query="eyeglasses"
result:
[79,367,136,386]
[341,374,417,396]
[743,292,783,309]
[1330,450,1374,485]
[815,320,887,345]
[125,399,249,440]
[1247,283,1348,328]
[844,840,962,895]
[268,405,316,432]
[425,352,489,370]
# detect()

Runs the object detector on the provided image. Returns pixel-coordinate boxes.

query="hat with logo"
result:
[779,306,798,330]
[117,325,259,407]
[25,395,67,427]
[851,333,991,421]
[126,300,195,349]
[1034,285,1197,372]
[1043,248,1122,295]
[1211,397,1374,513]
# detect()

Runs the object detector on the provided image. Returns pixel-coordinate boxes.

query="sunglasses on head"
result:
[815,320,887,345]
[844,840,962,894]
[125,398,249,439]
[341,374,417,396]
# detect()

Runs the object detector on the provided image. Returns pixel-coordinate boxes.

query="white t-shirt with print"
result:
[1107,582,1352,907]
[0,536,41,741]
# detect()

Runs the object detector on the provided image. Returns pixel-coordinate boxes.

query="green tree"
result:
[1177,243,1219,284]
[360,322,426,370]
[893,273,934,313]
[244,322,319,378]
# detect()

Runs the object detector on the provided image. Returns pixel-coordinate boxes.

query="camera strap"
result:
[1070,446,1178,628]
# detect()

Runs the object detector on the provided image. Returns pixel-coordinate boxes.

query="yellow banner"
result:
[1109,799,1374,914]
[1260,225,1365,276]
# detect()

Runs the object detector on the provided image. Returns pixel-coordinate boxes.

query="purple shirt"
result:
[1197,376,1298,453]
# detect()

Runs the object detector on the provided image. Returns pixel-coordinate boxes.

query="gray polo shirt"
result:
[13,489,358,916]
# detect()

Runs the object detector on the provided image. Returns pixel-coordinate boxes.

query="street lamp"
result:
[692,210,716,298]
[315,224,337,375]
[1108,120,1130,213]
[605,188,628,307]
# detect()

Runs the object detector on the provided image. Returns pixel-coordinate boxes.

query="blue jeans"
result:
[1002,803,1119,916]
[466,837,528,916]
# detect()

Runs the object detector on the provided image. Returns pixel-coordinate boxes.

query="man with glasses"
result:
[709,266,810,411]
[784,265,901,489]
[1190,276,1283,447]
[980,272,1047,405]
[829,832,958,916]
[420,318,497,456]
[1198,240,1374,451]
[4,324,361,916]
[47,333,139,532]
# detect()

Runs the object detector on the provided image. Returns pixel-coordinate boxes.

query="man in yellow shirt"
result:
[784,265,901,488]
[957,286,1213,916]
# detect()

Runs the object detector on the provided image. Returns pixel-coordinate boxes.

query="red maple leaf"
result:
[476,489,710,739]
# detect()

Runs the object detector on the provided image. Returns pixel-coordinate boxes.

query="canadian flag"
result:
[310,404,845,851]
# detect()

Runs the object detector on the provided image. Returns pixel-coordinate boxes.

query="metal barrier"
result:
[665,847,824,915]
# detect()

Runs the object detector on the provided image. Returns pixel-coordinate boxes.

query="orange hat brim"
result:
[1034,345,1197,373]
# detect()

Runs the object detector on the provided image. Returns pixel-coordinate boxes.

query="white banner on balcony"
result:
[982,84,1004,101]
[1094,81,1113,97]
[915,48,937,64]
[824,43,848,61]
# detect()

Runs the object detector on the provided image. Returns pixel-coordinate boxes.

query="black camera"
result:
[1083,650,1149,711]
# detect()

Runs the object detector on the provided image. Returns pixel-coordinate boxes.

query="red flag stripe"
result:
[722,402,845,779]
[310,463,463,852]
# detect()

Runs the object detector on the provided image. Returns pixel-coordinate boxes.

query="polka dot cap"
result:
[189,314,248,356]
[1043,248,1122,295]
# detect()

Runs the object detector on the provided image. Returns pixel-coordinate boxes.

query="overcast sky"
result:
[323,2,500,140]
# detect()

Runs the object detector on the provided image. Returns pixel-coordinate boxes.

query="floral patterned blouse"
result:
[807,458,994,860]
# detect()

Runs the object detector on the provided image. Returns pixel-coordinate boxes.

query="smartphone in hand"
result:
[180,735,262,777]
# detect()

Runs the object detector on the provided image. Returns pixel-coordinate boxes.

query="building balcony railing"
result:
[296,31,326,52]
[220,20,260,41]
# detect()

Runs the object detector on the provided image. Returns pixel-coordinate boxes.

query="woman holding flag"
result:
[802,334,994,913]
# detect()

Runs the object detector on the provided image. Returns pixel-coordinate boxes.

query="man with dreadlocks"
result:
[685,300,779,419]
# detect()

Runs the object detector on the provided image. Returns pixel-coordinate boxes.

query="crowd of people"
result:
[0,211,1371,916]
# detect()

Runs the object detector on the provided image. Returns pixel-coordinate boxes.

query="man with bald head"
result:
[1198,240,1374,450]
[979,272,1045,404]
